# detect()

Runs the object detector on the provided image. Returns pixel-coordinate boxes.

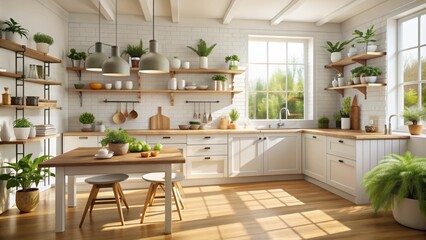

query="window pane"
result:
[422,46,426,81]
[268,93,287,119]
[248,92,267,119]
[404,85,418,108]
[248,64,267,91]
[249,41,267,63]
[268,65,286,91]
[268,42,286,64]
[288,92,304,119]
[401,17,418,49]
[423,83,426,109]
[288,65,305,91]
[288,42,304,64]
[401,49,419,82]
[421,14,426,45]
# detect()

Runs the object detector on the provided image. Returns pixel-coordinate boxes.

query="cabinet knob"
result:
[263,137,267,140]
[338,140,344,143]
[258,137,262,140]
[163,136,171,139]
[312,136,317,139]
[78,137,88,140]
[204,157,211,160]
[338,159,344,163]
[204,136,211,139]
[204,147,211,150]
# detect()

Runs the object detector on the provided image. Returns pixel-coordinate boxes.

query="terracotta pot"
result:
[408,124,422,135]
[108,143,129,155]
[16,188,39,213]
[130,57,140,68]
[393,197,426,230]
[229,122,238,129]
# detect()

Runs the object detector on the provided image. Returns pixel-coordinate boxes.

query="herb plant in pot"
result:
[212,74,227,91]
[187,39,217,69]
[2,18,29,43]
[13,117,32,140]
[340,96,351,130]
[79,112,95,132]
[33,32,54,54]
[121,40,148,68]
[334,111,342,128]
[0,154,54,212]
[402,106,426,135]
[353,25,377,52]
[350,66,366,84]
[318,116,329,129]
[228,109,239,129]
[363,152,426,230]
[225,55,240,70]
[68,48,87,68]
[361,66,382,83]
[100,128,134,155]
[321,39,354,63]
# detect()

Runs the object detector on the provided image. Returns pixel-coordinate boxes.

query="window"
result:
[398,11,426,111]
[248,36,307,120]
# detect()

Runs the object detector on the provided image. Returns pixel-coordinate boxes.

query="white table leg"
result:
[55,167,66,232]
[67,176,76,207]
[164,164,172,234]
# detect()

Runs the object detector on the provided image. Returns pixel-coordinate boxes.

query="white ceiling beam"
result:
[223,0,242,25]
[91,0,115,21]
[170,0,180,23]
[138,0,152,22]
[270,0,307,26]
[316,0,368,26]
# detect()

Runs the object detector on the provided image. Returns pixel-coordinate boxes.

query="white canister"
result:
[105,83,112,90]
[29,126,36,138]
[171,57,181,69]
[114,81,122,90]
[125,81,133,90]
[332,78,338,87]
[182,61,190,69]
[341,118,350,130]
[178,79,185,90]
[338,77,345,87]
[199,57,208,69]
[168,78,177,90]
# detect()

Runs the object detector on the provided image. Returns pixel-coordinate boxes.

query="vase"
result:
[29,126,36,138]
[71,59,81,68]
[36,43,49,54]
[347,47,357,57]
[1,121,12,141]
[125,81,133,90]
[332,78,338,87]
[108,143,129,155]
[168,78,177,90]
[228,60,239,70]
[171,57,181,69]
[14,127,30,140]
[178,79,185,90]
[352,77,360,84]
[338,77,345,87]
[16,188,39,213]
[330,52,342,63]
[341,118,350,130]
[98,125,106,132]
[365,44,378,52]
[364,76,378,83]
[182,61,190,69]
[199,57,208,69]
[114,80,122,90]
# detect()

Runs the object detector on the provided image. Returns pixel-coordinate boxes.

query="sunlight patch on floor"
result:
[237,188,304,210]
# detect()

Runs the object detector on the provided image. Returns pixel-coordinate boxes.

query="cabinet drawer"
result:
[327,137,356,159]
[327,154,356,195]
[186,156,226,178]
[187,134,227,144]
[63,136,99,153]
[147,135,186,144]
[187,144,227,156]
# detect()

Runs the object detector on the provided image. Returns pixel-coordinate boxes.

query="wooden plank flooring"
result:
[1,180,425,239]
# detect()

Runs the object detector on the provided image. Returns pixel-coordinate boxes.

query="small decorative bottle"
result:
[171,57,181,69]
[168,77,177,90]
[2,87,11,105]
[332,77,338,87]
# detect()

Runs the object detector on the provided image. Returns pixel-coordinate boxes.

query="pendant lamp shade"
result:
[102,46,130,76]
[86,42,108,72]
[139,40,169,74]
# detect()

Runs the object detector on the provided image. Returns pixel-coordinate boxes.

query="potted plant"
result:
[402,106,426,135]
[347,44,357,57]
[334,111,342,128]
[2,18,29,42]
[225,55,240,70]
[318,116,329,129]
[212,74,227,91]
[363,152,426,230]
[79,112,95,132]
[12,117,32,140]
[228,109,239,129]
[340,96,351,130]
[33,32,54,54]
[0,153,54,212]
[100,128,134,155]
[353,25,377,52]
[321,38,354,62]
[95,120,106,132]
[121,40,148,68]
[67,48,87,68]
[350,66,367,84]
[187,39,217,69]
[361,66,382,83]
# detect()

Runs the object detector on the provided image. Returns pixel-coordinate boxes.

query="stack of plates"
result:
[35,124,56,136]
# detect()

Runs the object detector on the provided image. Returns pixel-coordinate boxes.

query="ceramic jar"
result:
[2,87,11,105]
[168,78,177,90]
[182,61,190,69]
[114,81,122,90]
[178,79,185,90]
[171,57,181,69]
[125,81,133,90]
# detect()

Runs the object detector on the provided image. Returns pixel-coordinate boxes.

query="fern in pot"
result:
[121,39,148,68]
[363,152,426,230]
[13,117,32,140]
[100,128,134,155]
[228,109,239,129]
[187,39,217,69]
[33,32,54,54]
[402,106,426,135]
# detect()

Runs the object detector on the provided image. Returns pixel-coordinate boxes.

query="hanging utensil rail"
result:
[104,99,140,103]
[185,100,219,103]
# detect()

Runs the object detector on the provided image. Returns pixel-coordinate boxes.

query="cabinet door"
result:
[63,136,99,153]
[186,156,226,178]
[327,154,356,195]
[303,134,327,182]
[229,134,263,177]
[263,133,302,175]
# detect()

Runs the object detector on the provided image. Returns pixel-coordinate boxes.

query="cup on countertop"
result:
[178,79,186,90]
[97,148,109,156]
[125,81,133,90]
[114,80,122,90]
[105,83,112,90]
[182,61,190,69]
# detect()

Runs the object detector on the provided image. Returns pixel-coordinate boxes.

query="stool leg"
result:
[149,183,159,206]
[140,183,155,224]
[172,184,183,221]
[174,183,185,210]
[112,183,125,226]
[79,185,97,228]
[176,181,185,196]
[89,186,100,213]
[117,183,129,210]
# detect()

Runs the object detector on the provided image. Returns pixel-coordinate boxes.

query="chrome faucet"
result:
[277,107,291,128]
[388,114,398,135]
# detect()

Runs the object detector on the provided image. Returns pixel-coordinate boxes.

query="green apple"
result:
[142,144,151,152]
[153,143,163,151]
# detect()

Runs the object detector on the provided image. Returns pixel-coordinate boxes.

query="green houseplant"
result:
[350,66,367,84]
[318,116,329,129]
[225,55,240,70]
[361,66,382,83]
[363,152,426,230]
[121,40,148,68]
[402,106,426,135]
[340,96,351,129]
[33,32,54,54]
[79,112,95,131]
[0,153,54,212]
[187,39,217,69]
[2,18,29,41]
[334,111,342,128]
[67,48,87,68]
[13,117,32,140]
[100,128,134,155]
[212,74,228,91]
[353,25,377,52]
[322,38,355,63]
[228,109,239,129]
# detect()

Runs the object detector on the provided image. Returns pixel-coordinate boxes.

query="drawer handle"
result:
[204,136,211,139]
[204,147,211,150]
[338,160,344,163]
[312,136,317,139]
[263,137,267,140]
[205,157,211,160]
[338,140,344,143]
[162,136,171,139]
[78,137,88,140]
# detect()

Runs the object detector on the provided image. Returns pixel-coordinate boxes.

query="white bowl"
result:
[185,86,197,90]
[197,85,209,90]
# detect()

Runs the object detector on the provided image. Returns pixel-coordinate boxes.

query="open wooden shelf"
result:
[169,68,245,76]
[0,134,60,145]
[324,52,386,74]
[0,71,23,78]
[0,39,61,63]
[74,89,140,93]
[25,78,62,85]
[0,104,62,110]
[325,83,386,99]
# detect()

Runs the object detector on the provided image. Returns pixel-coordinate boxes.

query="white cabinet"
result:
[327,137,356,160]
[63,136,100,153]
[303,134,327,182]
[147,134,186,174]
[229,133,301,177]
[327,154,356,195]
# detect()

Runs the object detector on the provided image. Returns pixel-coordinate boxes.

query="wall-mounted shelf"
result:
[0,104,62,110]
[0,134,60,145]
[25,78,62,85]
[169,68,245,76]
[325,83,386,99]
[66,67,142,80]
[0,71,24,78]
[324,52,386,75]
[0,39,62,63]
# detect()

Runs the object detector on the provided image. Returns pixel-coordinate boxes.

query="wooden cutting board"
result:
[149,106,170,130]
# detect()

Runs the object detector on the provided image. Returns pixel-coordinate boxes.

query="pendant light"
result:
[139,0,169,74]
[86,0,108,72]
[102,0,130,76]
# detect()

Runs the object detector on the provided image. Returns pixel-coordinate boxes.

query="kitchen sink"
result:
[255,126,299,130]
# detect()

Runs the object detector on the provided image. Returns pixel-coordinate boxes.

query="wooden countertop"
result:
[39,147,185,167]
[62,129,410,140]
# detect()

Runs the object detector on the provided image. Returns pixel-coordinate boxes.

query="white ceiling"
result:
[54,0,389,26]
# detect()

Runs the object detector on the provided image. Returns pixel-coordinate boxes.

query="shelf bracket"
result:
[74,69,82,81]
[354,86,367,99]
[170,93,175,106]
[78,91,83,107]
[333,89,345,97]
[353,59,366,65]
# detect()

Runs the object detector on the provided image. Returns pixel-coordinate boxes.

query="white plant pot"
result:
[360,76,367,84]
[330,52,342,63]
[171,58,181,69]
[82,123,92,131]
[14,127,30,140]
[365,44,378,52]
[352,77,360,84]
[338,77,345,87]
[36,43,50,54]
[347,47,357,57]
[363,76,378,83]
[29,126,36,138]
[199,57,208,69]
[98,125,106,132]
[5,32,25,44]
[341,118,350,130]
[393,197,426,230]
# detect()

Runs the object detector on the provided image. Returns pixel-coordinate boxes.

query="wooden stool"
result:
[79,174,129,228]
[140,172,185,223]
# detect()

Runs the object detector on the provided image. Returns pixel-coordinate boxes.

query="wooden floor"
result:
[1,180,425,239]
